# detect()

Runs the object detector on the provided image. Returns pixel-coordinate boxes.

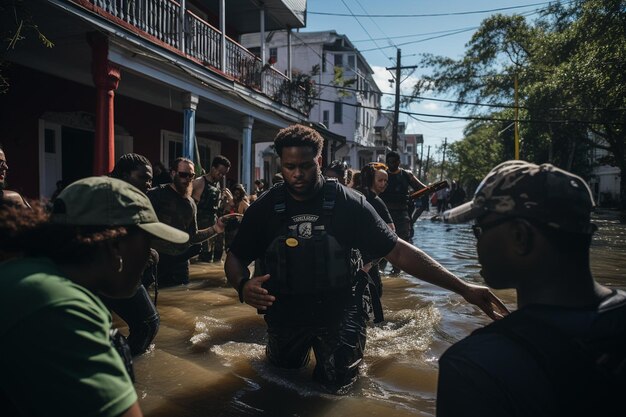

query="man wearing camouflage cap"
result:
[437,160,626,417]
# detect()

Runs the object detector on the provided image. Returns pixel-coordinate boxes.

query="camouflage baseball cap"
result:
[51,176,189,243]
[443,160,596,234]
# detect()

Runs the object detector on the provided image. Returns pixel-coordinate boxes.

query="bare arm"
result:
[407,171,427,191]
[225,251,275,310]
[191,177,204,203]
[189,216,226,244]
[118,402,143,417]
[385,239,509,320]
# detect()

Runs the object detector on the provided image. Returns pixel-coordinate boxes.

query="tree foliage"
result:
[1,0,54,94]
[412,0,626,205]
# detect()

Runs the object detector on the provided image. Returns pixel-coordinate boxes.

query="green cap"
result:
[51,176,189,244]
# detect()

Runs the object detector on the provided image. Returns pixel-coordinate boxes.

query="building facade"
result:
[242,30,386,171]
[1,0,328,197]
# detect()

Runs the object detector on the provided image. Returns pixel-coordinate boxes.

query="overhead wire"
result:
[307,1,572,18]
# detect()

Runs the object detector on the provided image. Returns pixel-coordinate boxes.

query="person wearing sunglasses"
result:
[147,157,227,287]
[438,161,625,417]
[0,145,29,209]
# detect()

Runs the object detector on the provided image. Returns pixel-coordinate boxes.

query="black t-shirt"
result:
[437,290,626,417]
[365,191,393,225]
[147,184,197,255]
[229,179,398,324]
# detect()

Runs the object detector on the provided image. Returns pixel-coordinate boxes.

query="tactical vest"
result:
[255,179,360,296]
[380,169,411,208]
[196,177,221,223]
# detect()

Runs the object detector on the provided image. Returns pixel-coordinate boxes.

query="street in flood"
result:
[127,209,626,417]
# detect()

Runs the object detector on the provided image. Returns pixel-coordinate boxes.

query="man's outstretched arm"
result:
[385,239,509,320]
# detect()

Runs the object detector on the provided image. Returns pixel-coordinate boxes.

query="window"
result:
[334,54,343,67]
[323,110,330,127]
[322,53,327,72]
[334,102,343,124]
[347,55,355,69]
[269,47,277,63]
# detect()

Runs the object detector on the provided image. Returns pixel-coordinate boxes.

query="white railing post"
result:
[220,0,226,73]
[179,0,186,51]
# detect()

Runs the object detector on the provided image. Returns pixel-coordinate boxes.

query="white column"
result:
[220,0,226,72]
[182,93,199,163]
[241,116,254,194]
[287,27,292,80]
[260,7,266,65]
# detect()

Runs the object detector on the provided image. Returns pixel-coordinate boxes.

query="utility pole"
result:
[424,145,431,182]
[386,49,417,152]
[418,142,424,180]
[440,137,447,181]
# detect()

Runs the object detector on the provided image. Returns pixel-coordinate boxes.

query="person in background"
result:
[447,180,466,209]
[148,157,227,286]
[191,155,232,263]
[0,145,29,208]
[379,151,426,273]
[251,179,270,201]
[224,183,250,251]
[348,171,361,189]
[438,161,625,417]
[357,162,395,301]
[104,153,161,355]
[0,176,189,417]
[225,124,508,394]
[152,161,171,187]
[324,160,349,185]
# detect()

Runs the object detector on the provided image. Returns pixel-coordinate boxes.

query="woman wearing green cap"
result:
[0,176,188,417]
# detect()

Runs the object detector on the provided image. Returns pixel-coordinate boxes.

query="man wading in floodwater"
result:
[225,124,508,394]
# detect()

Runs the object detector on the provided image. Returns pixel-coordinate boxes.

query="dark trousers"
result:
[101,286,160,356]
[265,300,367,394]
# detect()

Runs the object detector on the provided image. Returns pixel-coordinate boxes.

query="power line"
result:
[353,0,397,49]
[314,97,626,125]
[315,81,626,112]
[339,0,392,61]
[308,1,562,18]
[351,27,480,43]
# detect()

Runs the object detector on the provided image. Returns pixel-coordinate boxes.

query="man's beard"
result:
[285,171,322,199]
[174,181,192,197]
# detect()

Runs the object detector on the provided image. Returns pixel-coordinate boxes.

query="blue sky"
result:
[302,0,552,158]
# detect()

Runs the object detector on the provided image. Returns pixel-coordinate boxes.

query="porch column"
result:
[287,27,292,80]
[182,93,199,163]
[89,33,120,176]
[260,7,266,64]
[242,116,254,193]
[219,0,226,72]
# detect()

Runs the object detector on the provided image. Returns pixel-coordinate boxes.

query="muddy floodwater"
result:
[124,209,626,417]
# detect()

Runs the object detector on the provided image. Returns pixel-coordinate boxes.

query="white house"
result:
[242,30,387,171]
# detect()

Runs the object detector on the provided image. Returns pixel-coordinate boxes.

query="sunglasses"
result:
[368,162,388,170]
[471,216,516,239]
[176,171,195,179]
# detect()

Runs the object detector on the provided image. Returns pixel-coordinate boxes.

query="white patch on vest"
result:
[298,222,313,238]
[291,214,319,223]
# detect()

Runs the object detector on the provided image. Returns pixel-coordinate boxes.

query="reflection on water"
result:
[128,209,626,417]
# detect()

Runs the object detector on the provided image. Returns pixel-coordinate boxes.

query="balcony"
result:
[76,0,309,114]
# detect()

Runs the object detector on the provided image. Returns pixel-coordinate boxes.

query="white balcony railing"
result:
[81,0,308,114]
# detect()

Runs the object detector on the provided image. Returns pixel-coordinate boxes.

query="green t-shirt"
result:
[0,257,137,417]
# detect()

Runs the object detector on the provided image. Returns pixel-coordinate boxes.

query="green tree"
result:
[1,0,54,93]
[446,118,506,192]
[413,0,626,206]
